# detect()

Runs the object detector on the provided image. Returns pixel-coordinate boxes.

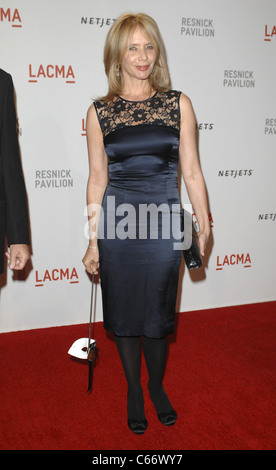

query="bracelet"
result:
[88,245,97,250]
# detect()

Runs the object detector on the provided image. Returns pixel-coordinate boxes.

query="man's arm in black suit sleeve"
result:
[2,73,30,246]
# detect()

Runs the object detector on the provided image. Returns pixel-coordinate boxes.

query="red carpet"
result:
[0,302,275,451]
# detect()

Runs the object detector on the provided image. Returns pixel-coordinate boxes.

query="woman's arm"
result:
[179,93,210,256]
[82,103,108,274]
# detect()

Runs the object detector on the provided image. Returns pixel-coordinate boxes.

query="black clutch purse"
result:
[182,210,202,270]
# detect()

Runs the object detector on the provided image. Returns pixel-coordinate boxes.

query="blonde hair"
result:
[100,12,171,101]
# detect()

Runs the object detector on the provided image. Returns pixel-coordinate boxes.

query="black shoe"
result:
[157,409,177,426]
[128,418,148,435]
[148,383,177,426]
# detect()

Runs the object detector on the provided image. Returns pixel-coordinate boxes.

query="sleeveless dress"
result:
[94,90,183,338]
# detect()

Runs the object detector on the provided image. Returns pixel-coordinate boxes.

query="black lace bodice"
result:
[94,90,181,139]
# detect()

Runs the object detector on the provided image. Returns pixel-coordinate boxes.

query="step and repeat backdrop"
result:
[0,0,275,332]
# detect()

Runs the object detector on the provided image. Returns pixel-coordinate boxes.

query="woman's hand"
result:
[82,246,99,275]
[197,230,209,258]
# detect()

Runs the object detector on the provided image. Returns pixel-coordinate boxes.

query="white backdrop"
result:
[0,0,275,332]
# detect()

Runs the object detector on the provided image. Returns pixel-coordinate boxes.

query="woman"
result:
[82,13,210,434]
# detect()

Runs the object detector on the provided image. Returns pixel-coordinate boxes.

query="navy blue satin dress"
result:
[94,90,182,338]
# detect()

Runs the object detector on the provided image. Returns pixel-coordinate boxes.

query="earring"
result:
[115,65,120,78]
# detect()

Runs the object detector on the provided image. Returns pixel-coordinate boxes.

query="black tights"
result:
[114,335,173,421]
